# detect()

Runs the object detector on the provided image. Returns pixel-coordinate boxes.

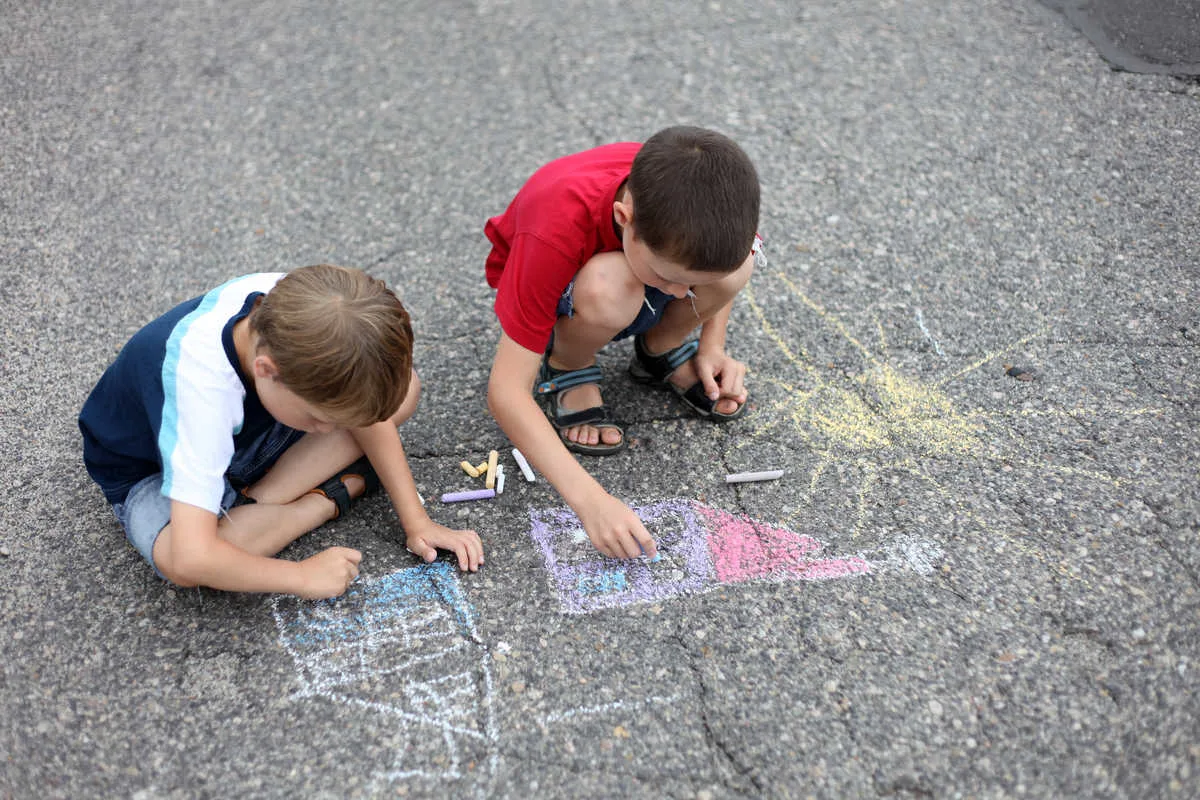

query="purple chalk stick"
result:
[440,488,496,503]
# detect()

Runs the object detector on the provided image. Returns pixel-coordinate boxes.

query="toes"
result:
[343,475,366,498]
[566,425,599,445]
[715,397,741,415]
[564,425,620,447]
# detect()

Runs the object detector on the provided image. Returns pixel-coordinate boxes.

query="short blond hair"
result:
[250,265,413,427]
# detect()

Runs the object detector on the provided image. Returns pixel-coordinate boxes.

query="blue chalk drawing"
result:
[271,562,497,794]
[577,570,628,596]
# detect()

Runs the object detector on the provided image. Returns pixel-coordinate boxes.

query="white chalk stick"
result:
[511,448,536,482]
[725,469,785,484]
[496,465,506,495]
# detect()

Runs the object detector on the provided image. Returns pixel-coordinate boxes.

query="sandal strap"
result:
[679,382,716,415]
[553,403,619,429]
[535,361,604,396]
[633,335,700,383]
[310,456,379,520]
[311,477,353,519]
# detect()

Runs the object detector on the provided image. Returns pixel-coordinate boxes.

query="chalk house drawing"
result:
[529,499,903,614]
[271,562,498,795]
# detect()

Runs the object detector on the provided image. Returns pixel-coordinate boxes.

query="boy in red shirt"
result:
[485,126,762,561]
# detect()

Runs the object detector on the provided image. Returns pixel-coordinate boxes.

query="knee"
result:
[571,253,643,331]
[152,531,199,588]
[390,368,421,426]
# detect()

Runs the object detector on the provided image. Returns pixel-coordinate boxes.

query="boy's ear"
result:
[252,354,280,380]
[613,194,634,230]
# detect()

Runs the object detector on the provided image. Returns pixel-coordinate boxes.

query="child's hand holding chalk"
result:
[576,491,657,560]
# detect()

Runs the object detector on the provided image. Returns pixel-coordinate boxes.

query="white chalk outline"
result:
[271,564,499,794]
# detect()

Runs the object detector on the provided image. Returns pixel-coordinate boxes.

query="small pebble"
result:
[1004,364,1036,381]
[0,546,9,557]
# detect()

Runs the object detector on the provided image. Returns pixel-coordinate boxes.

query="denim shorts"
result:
[556,281,675,343]
[111,421,304,576]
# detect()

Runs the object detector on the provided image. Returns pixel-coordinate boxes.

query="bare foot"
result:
[557,384,624,447]
[664,357,743,415]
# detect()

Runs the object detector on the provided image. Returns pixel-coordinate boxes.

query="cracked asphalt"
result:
[1,1,1197,798]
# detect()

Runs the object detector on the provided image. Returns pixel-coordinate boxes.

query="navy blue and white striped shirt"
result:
[79,273,285,511]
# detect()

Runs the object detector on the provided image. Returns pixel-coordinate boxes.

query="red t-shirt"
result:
[485,142,639,354]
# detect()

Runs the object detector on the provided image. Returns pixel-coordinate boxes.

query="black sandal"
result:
[629,334,749,422]
[535,357,627,456]
[309,456,381,519]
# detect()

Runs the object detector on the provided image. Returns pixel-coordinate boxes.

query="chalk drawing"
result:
[914,307,946,359]
[530,499,890,614]
[538,693,683,725]
[271,562,498,794]
[742,270,1166,583]
[859,534,944,576]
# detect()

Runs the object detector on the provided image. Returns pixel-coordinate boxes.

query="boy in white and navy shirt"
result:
[80,265,483,598]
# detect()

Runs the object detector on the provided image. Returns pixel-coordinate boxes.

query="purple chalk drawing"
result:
[528,499,873,614]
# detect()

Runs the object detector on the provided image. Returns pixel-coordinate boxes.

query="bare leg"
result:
[215,480,363,556]
[550,252,644,447]
[225,369,424,550]
[243,369,423,506]
[154,371,424,573]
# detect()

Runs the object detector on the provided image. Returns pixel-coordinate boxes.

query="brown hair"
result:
[250,265,413,427]
[627,125,760,273]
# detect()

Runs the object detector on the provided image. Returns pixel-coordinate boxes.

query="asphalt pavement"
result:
[1042,0,1200,75]
[2,1,1197,798]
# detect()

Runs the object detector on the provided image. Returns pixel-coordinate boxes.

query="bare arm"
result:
[698,295,734,352]
[351,421,426,531]
[694,252,754,403]
[160,500,360,598]
[487,332,657,559]
[351,414,484,571]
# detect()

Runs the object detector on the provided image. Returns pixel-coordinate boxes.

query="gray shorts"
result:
[111,421,304,577]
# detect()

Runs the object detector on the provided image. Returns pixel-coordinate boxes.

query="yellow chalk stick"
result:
[476,461,488,475]
[485,449,499,489]
[460,460,481,478]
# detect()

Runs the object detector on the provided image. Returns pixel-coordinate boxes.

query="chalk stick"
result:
[495,464,506,495]
[475,461,488,475]
[460,460,480,478]
[511,448,535,482]
[485,449,499,489]
[724,469,785,484]
[440,488,496,503]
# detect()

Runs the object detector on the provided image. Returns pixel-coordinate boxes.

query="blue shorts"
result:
[556,281,675,343]
[110,421,305,577]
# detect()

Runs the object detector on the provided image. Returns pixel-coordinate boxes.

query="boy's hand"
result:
[406,521,484,572]
[296,547,362,599]
[578,491,658,560]
[694,347,748,407]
